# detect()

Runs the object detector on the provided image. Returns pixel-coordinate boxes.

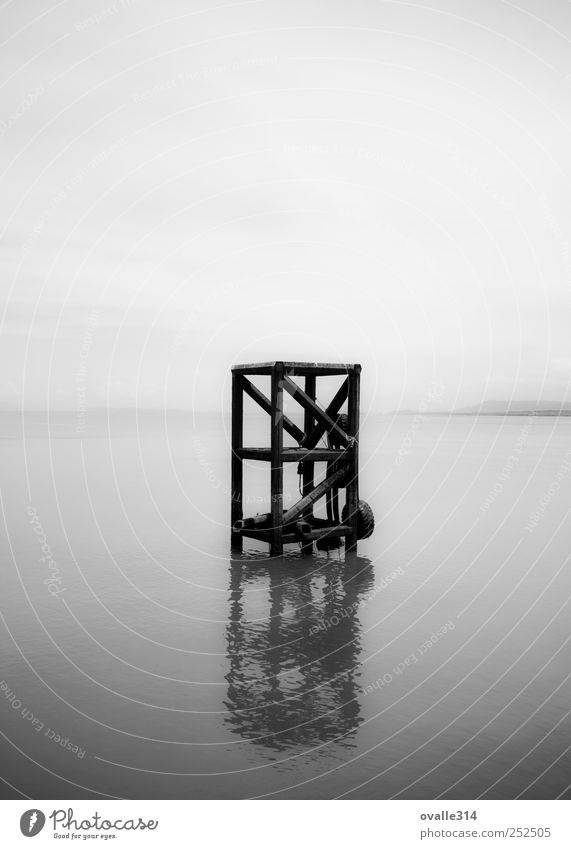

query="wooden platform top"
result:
[232,361,361,376]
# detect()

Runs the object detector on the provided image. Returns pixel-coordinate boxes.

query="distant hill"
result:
[388,400,571,416]
[454,400,571,415]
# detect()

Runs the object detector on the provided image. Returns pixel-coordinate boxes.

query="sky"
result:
[1,0,571,412]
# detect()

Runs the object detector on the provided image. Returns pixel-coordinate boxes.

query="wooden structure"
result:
[230,361,361,555]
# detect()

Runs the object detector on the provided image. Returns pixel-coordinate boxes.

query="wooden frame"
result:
[230,361,361,556]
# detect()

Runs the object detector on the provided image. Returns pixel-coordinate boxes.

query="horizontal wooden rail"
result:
[238,447,346,462]
[234,518,351,543]
[233,361,358,376]
[299,524,352,542]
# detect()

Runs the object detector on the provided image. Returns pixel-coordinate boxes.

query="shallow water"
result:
[1,411,570,799]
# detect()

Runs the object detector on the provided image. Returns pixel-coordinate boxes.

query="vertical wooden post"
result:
[301,374,316,554]
[345,365,361,553]
[270,362,284,556]
[231,372,243,550]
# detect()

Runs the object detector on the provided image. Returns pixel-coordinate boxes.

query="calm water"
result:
[1,411,570,799]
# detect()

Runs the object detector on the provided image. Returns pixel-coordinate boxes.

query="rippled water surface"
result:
[1,411,570,799]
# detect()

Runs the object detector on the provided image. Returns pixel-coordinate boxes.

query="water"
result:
[1,411,570,799]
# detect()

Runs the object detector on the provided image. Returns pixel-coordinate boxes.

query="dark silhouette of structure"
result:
[230,361,367,555]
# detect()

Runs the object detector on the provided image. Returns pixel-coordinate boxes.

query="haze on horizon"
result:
[1,0,570,414]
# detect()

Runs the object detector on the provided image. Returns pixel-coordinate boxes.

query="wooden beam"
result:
[238,447,346,462]
[232,364,273,375]
[241,376,305,444]
[231,373,243,550]
[285,363,355,376]
[270,362,284,556]
[345,365,361,552]
[233,361,359,376]
[282,375,349,446]
[237,514,270,529]
[301,374,316,553]
[239,528,299,544]
[299,524,352,542]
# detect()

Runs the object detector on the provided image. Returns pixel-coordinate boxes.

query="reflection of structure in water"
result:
[224,552,375,750]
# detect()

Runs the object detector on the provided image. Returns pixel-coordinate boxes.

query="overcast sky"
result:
[1,0,570,412]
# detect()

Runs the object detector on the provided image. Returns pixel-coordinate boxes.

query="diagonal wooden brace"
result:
[241,375,305,443]
[300,378,349,449]
[281,464,349,525]
[282,375,349,447]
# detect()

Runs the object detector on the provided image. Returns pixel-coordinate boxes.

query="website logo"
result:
[20,810,46,837]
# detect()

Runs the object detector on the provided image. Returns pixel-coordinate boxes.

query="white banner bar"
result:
[1,800,569,848]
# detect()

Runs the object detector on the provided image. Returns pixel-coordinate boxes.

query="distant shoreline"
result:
[1,408,570,418]
[389,410,571,417]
